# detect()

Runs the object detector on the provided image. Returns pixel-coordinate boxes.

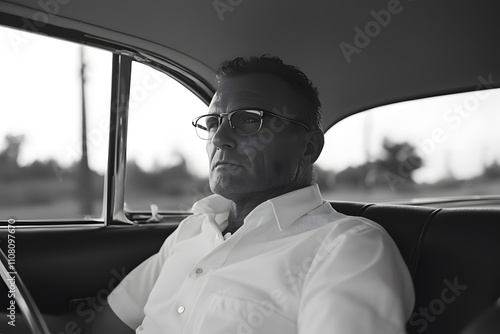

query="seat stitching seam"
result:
[409,208,441,278]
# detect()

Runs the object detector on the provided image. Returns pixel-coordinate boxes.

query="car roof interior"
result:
[2,0,499,130]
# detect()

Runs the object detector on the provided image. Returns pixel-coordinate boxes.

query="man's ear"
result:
[301,129,324,165]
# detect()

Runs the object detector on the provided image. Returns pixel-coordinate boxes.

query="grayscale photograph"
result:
[0,1,499,333]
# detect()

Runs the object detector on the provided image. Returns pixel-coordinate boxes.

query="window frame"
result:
[0,14,214,227]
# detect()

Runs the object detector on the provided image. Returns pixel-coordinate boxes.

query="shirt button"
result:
[177,306,185,314]
[195,268,203,275]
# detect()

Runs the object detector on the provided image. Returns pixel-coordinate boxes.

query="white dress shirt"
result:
[108,184,414,333]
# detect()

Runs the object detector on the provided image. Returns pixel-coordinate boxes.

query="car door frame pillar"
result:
[104,53,133,225]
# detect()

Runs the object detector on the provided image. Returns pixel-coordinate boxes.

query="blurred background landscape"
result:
[1,25,499,220]
[1,132,499,220]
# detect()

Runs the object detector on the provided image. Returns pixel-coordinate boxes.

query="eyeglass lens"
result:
[195,110,262,139]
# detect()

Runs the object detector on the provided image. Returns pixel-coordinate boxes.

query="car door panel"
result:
[0,222,180,315]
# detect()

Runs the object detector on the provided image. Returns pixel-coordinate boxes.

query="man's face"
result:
[206,73,308,201]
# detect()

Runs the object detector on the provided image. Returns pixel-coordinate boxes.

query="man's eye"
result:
[237,113,260,124]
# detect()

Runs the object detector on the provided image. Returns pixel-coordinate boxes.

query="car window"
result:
[316,88,500,204]
[124,61,210,213]
[124,65,500,212]
[0,25,111,220]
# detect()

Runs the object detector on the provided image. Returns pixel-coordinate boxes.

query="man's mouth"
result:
[213,161,242,170]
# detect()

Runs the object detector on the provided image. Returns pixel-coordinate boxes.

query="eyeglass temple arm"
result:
[266,111,310,130]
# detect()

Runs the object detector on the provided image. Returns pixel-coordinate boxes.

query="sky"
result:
[1,24,500,184]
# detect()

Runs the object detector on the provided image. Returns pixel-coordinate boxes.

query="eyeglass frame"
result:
[191,108,310,140]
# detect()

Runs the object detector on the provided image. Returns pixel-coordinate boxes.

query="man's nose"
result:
[211,117,236,150]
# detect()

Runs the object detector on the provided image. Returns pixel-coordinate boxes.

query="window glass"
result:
[125,61,210,212]
[316,88,500,203]
[0,25,111,220]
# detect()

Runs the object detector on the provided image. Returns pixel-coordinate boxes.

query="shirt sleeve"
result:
[107,226,180,329]
[297,220,415,334]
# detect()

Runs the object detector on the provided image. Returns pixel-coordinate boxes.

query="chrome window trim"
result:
[0,12,213,226]
[103,53,133,225]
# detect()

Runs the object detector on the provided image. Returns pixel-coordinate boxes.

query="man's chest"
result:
[143,228,324,333]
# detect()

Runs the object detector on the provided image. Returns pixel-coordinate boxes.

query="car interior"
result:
[0,0,499,333]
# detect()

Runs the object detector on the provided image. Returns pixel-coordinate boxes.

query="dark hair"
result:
[215,55,322,131]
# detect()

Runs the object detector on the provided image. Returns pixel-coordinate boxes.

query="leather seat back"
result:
[330,202,500,334]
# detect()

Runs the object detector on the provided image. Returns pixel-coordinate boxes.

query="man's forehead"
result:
[210,90,269,107]
[210,73,295,112]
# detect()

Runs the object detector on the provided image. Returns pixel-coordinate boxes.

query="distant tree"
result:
[334,165,370,187]
[483,161,500,179]
[334,139,424,189]
[0,134,25,181]
[378,139,424,184]
[24,160,61,179]
[126,154,203,197]
[0,134,24,167]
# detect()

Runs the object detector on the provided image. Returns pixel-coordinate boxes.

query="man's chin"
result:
[209,169,246,194]
[210,174,308,203]
[209,180,252,202]
[209,182,283,203]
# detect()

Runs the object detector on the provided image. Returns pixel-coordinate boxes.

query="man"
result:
[96,55,414,333]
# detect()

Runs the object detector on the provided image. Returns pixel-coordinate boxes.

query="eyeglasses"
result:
[192,108,310,140]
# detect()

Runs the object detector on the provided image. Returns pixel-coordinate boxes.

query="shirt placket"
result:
[174,213,246,333]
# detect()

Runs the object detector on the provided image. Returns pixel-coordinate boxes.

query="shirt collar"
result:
[192,194,232,215]
[245,184,324,231]
[191,194,232,230]
[191,184,324,232]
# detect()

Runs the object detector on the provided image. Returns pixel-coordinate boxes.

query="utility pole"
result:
[79,46,92,215]
[363,112,374,189]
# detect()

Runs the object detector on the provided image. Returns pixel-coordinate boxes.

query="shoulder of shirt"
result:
[308,202,390,238]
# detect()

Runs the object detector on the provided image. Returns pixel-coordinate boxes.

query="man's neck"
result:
[223,182,310,234]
